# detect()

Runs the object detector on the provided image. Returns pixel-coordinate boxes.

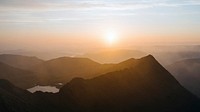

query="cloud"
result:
[0,0,200,11]
[0,0,200,23]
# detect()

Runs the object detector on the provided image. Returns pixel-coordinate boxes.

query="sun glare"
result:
[105,31,118,46]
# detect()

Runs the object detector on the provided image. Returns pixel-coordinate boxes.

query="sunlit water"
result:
[27,85,59,93]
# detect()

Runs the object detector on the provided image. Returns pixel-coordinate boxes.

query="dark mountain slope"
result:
[167,59,200,97]
[58,55,200,112]
[0,54,43,70]
[0,62,38,89]
[0,55,200,112]
[0,79,64,112]
[0,79,38,112]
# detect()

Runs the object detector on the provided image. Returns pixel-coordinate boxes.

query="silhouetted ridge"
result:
[0,54,43,70]
[138,54,158,64]
[1,55,200,112]
[0,79,30,95]
[0,62,11,69]
[58,55,200,112]
[118,58,136,65]
[136,54,181,87]
[117,55,157,69]
[0,79,40,112]
[0,62,38,89]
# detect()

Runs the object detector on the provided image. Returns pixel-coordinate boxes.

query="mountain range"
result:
[0,62,38,89]
[0,54,43,70]
[0,55,200,112]
[0,54,146,88]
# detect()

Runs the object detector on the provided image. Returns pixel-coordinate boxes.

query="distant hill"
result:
[31,57,103,85]
[31,56,145,86]
[0,62,38,89]
[80,49,146,63]
[167,59,200,97]
[0,54,44,70]
[32,57,131,85]
[0,54,146,88]
[0,55,200,112]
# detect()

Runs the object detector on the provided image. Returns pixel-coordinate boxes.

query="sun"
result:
[105,31,118,46]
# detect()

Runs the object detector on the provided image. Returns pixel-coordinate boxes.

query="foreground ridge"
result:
[0,55,200,112]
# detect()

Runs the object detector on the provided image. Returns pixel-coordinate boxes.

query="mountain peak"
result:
[140,54,155,61]
[1,54,200,112]
[58,54,200,112]
[118,58,136,65]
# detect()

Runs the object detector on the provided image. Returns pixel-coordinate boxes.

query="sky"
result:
[0,0,200,53]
